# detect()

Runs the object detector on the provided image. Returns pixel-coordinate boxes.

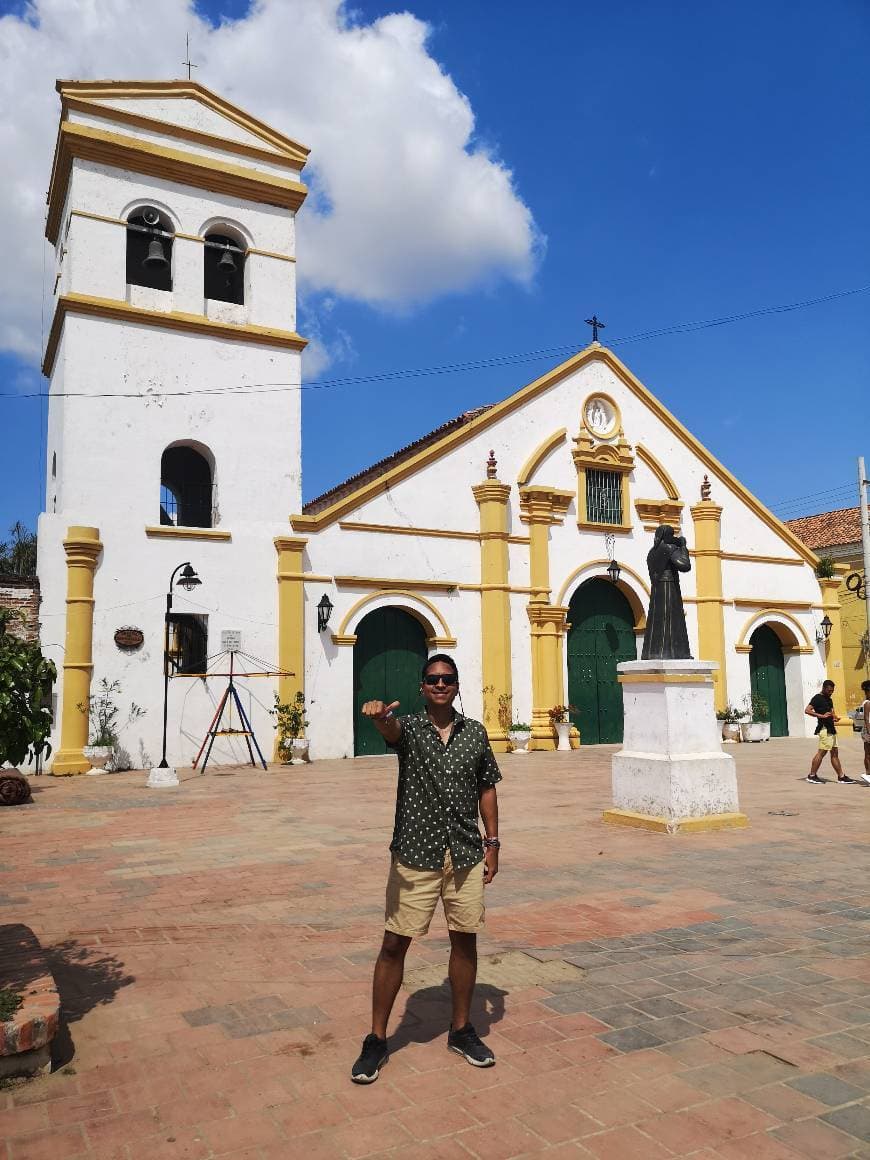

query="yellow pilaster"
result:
[274,536,307,751]
[690,500,727,712]
[52,526,102,775]
[472,475,512,752]
[519,486,573,751]
[819,577,847,717]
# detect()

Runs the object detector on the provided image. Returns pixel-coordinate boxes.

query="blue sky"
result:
[1,0,868,539]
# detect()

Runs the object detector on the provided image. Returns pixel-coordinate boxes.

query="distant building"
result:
[37,79,846,772]
[787,506,869,709]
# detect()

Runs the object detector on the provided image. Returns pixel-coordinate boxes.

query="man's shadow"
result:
[389,979,507,1052]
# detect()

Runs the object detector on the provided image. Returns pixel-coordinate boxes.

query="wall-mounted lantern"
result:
[317,593,334,633]
[817,615,833,643]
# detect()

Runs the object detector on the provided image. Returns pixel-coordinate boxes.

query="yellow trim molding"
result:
[691,500,727,710]
[334,575,459,593]
[735,608,814,654]
[274,537,307,750]
[572,426,635,531]
[635,498,684,530]
[47,120,308,245]
[517,429,567,487]
[57,79,310,162]
[43,293,306,376]
[635,444,680,501]
[335,519,533,544]
[556,559,650,610]
[618,673,712,685]
[602,808,748,833]
[52,526,102,775]
[62,94,307,171]
[67,210,297,263]
[473,478,513,751]
[290,346,820,570]
[145,525,231,541]
[335,590,456,647]
[519,486,574,603]
[732,598,813,611]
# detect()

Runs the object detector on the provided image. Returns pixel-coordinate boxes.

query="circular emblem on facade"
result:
[114,626,144,651]
[584,395,618,438]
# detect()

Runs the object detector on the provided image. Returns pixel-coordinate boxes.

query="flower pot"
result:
[509,730,531,754]
[555,722,572,752]
[721,722,742,743]
[290,738,310,765]
[84,745,113,774]
[740,722,770,743]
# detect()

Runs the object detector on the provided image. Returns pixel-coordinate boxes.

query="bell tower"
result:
[38,80,310,772]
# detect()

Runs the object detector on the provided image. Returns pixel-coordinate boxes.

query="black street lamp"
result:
[317,593,334,633]
[158,562,202,768]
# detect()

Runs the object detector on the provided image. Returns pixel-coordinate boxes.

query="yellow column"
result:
[274,536,307,752]
[519,486,573,751]
[690,498,727,712]
[472,464,512,753]
[819,577,847,717]
[52,526,102,775]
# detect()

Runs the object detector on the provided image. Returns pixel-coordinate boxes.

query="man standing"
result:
[351,654,501,1084]
[805,679,859,784]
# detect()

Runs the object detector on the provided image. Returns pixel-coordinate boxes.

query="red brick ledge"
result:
[0,924,60,1076]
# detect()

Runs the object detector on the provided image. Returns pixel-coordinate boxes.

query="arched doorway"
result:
[567,579,636,744]
[749,625,789,737]
[353,607,427,755]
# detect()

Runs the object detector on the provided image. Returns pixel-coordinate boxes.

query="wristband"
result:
[382,710,394,720]
[483,837,500,850]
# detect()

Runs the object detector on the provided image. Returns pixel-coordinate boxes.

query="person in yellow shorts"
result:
[805,679,859,784]
[351,654,502,1083]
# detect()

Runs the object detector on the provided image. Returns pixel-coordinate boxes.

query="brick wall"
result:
[0,574,41,643]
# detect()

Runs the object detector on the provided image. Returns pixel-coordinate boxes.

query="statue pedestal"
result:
[604,660,747,834]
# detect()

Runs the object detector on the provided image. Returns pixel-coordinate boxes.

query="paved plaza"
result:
[1,736,869,1159]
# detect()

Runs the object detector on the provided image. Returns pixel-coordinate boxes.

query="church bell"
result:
[143,238,169,269]
[217,247,237,273]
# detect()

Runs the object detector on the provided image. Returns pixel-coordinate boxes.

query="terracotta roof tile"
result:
[785,505,868,550]
[302,405,494,515]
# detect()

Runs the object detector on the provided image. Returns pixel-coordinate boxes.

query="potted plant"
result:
[548,705,578,752]
[740,693,771,742]
[80,679,145,773]
[715,704,745,743]
[816,555,836,579]
[272,691,309,764]
[0,609,56,796]
[508,721,532,754]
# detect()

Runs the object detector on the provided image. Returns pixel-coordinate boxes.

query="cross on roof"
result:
[585,314,606,343]
[182,33,198,80]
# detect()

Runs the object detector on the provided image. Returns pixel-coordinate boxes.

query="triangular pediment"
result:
[57,80,309,166]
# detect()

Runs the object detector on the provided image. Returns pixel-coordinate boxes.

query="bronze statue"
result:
[642,525,692,660]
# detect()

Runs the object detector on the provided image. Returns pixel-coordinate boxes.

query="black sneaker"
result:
[447,1022,495,1067]
[837,776,860,784]
[806,774,824,783]
[351,1033,388,1084]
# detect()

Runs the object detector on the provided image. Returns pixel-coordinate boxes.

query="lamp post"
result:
[158,562,202,769]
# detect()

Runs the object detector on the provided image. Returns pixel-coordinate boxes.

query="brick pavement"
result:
[1,735,869,1159]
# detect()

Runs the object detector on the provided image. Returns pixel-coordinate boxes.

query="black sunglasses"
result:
[422,674,458,687]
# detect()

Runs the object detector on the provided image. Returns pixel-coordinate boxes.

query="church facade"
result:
[37,81,845,773]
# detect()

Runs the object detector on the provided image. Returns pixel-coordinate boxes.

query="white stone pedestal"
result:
[604,660,747,834]
[147,766,179,788]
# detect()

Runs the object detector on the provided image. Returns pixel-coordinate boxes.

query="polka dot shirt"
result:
[387,709,502,871]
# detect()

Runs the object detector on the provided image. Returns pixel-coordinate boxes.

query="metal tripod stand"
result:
[193,651,268,773]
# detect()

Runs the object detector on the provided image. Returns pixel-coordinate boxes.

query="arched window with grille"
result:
[126,205,174,292]
[160,443,214,528]
[203,228,246,305]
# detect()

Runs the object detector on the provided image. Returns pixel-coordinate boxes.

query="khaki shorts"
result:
[385,849,485,938]
[818,732,837,752]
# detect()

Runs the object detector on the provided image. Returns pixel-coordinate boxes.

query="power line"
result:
[2,282,868,402]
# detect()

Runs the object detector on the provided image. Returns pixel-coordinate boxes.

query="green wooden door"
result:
[749,625,789,737]
[353,608,427,755]
[567,579,636,744]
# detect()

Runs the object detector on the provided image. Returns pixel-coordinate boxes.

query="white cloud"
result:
[0,0,541,363]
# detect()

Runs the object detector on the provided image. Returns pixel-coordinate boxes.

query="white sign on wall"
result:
[221,630,242,653]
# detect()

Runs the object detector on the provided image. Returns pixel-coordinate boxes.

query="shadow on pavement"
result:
[46,940,135,1067]
[389,979,507,1053]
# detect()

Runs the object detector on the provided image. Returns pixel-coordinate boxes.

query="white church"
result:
[37,79,845,774]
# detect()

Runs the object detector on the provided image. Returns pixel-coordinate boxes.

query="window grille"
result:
[160,482,214,528]
[167,614,208,675]
[586,469,623,525]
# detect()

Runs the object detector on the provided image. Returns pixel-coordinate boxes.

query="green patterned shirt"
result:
[387,709,502,870]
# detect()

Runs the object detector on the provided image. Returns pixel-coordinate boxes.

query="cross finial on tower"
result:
[585,314,606,343]
[701,474,712,501]
[486,449,497,479]
[182,33,198,80]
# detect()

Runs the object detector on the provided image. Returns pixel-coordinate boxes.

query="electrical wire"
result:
[4,282,868,402]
